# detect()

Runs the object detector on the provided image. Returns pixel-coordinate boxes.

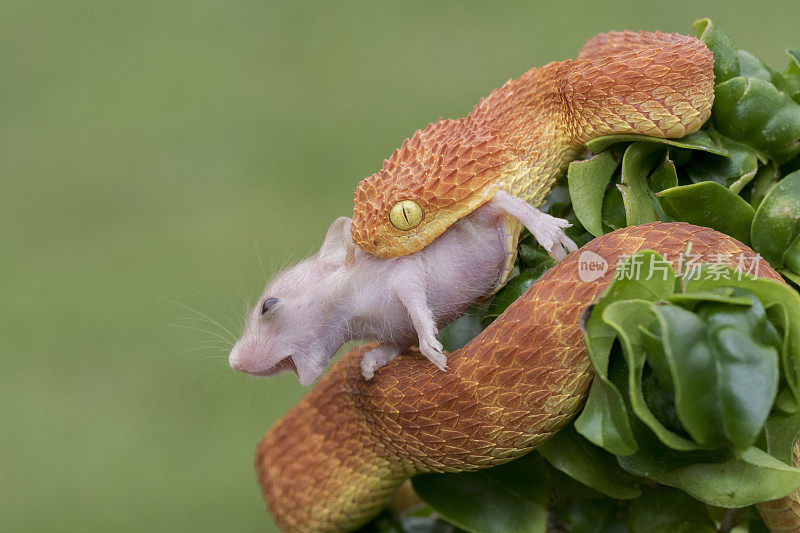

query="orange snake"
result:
[256,31,800,532]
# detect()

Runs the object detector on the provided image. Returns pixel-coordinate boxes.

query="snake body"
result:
[256,31,800,532]
[349,30,713,284]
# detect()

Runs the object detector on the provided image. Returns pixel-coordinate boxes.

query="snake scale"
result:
[256,30,800,532]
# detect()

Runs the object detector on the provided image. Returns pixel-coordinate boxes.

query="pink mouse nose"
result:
[228,344,248,372]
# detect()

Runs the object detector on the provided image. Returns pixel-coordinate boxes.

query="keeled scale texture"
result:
[349,31,714,262]
[257,223,794,532]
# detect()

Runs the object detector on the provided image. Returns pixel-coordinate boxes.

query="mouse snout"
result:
[229,340,294,377]
[228,343,247,372]
[229,355,247,373]
[229,340,262,373]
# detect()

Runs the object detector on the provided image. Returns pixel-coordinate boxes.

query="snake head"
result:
[350,118,510,258]
[228,218,356,386]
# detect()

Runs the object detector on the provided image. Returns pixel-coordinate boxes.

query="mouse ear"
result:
[320,217,356,266]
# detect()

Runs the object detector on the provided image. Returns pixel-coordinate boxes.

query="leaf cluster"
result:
[361,19,800,533]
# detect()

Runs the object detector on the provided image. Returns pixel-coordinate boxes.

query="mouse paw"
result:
[491,190,578,261]
[530,213,578,261]
[419,337,447,372]
[361,343,403,380]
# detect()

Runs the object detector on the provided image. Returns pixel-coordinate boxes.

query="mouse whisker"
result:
[180,346,230,357]
[174,316,237,344]
[162,297,238,343]
[165,279,243,334]
[166,323,235,345]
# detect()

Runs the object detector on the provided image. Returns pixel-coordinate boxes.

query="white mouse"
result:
[229,190,575,385]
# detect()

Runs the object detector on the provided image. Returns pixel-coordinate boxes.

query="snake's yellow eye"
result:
[389,200,423,231]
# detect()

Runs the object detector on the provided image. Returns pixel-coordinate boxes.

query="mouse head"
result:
[229,217,357,386]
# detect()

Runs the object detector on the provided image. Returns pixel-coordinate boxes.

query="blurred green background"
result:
[2,1,797,531]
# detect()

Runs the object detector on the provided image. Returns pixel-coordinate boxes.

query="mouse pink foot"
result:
[419,336,447,372]
[361,343,404,379]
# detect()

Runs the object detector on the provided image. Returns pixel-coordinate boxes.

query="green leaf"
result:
[438,307,486,353]
[603,300,702,451]
[787,49,800,73]
[576,252,678,455]
[693,18,740,83]
[586,130,727,157]
[552,499,628,533]
[574,369,638,456]
[748,161,780,210]
[687,274,800,414]
[764,410,800,466]
[782,49,800,96]
[626,486,716,533]
[667,288,756,307]
[769,141,800,164]
[687,135,758,193]
[609,357,800,507]
[518,240,556,274]
[601,183,626,232]
[656,181,755,244]
[738,49,800,100]
[546,463,605,503]
[651,295,779,451]
[582,251,678,369]
[784,233,800,276]
[484,270,537,323]
[751,169,800,268]
[412,453,549,533]
[641,370,685,436]
[713,77,800,155]
[782,269,800,287]
[738,50,773,82]
[648,153,678,193]
[620,143,662,225]
[619,444,800,507]
[694,293,782,442]
[568,151,620,237]
[538,424,641,499]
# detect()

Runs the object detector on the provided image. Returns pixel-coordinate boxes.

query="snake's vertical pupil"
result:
[389,200,423,230]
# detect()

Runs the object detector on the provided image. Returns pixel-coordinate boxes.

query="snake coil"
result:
[258,224,800,532]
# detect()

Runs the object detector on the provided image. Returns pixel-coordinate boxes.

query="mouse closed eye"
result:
[261,297,279,315]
